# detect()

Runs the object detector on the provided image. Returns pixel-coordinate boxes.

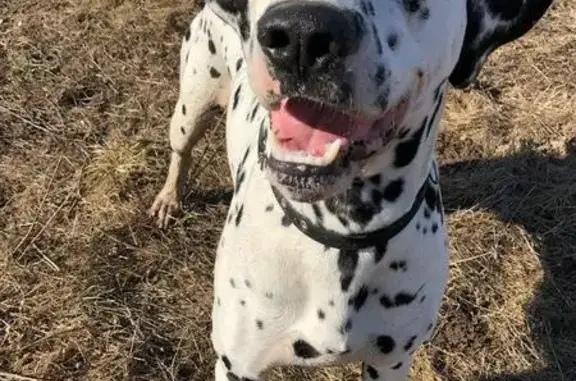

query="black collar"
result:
[271,178,429,251]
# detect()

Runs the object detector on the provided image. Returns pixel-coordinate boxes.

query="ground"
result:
[0,0,575,380]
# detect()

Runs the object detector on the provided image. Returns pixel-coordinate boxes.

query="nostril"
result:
[307,32,334,61]
[263,28,291,50]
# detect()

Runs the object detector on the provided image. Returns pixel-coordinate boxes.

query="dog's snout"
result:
[257,2,363,75]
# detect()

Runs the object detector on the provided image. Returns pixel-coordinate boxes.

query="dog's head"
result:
[208,0,552,202]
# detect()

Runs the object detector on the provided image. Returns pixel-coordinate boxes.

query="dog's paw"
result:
[148,188,181,229]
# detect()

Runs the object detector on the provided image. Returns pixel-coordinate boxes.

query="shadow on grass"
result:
[438,140,576,381]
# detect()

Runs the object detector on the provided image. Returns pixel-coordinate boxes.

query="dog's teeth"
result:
[323,139,342,164]
[269,136,343,166]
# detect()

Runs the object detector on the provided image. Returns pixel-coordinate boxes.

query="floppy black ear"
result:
[450,0,554,89]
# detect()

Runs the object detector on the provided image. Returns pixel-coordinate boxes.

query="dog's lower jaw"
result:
[266,167,354,203]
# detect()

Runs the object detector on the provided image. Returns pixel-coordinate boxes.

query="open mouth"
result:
[266,97,408,177]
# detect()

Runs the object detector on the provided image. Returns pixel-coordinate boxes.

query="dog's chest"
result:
[212,152,449,367]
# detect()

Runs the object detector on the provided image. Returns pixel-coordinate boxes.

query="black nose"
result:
[257,2,363,76]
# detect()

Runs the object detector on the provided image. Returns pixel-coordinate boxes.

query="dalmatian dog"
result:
[149,0,552,380]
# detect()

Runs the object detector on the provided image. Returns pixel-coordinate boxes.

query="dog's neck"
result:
[262,82,446,240]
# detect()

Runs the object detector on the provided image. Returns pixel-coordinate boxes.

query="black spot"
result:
[329,300,335,306]
[422,227,428,234]
[392,362,403,370]
[182,104,187,115]
[235,204,244,226]
[427,323,433,331]
[382,178,404,202]
[233,85,242,109]
[180,126,186,135]
[230,278,236,287]
[236,57,243,71]
[366,365,379,379]
[380,291,417,308]
[240,300,246,306]
[360,1,369,15]
[227,372,240,381]
[325,180,380,227]
[374,242,387,263]
[249,103,259,121]
[293,340,321,359]
[376,335,395,354]
[371,23,383,55]
[265,204,274,212]
[235,171,246,194]
[424,208,431,219]
[404,335,417,351]
[366,1,375,16]
[416,223,421,230]
[222,355,232,370]
[395,292,417,306]
[379,295,393,308]
[256,320,263,329]
[208,39,216,54]
[403,0,421,13]
[433,80,445,101]
[387,33,398,50]
[338,249,359,291]
[217,297,221,306]
[370,174,381,185]
[420,7,430,20]
[265,292,273,299]
[210,67,221,78]
[394,117,426,168]
[390,260,407,271]
[419,295,426,303]
[257,121,268,160]
[375,65,386,86]
[431,223,438,233]
[239,147,250,168]
[185,27,191,41]
[318,309,326,320]
[341,318,352,333]
[244,279,252,288]
[312,204,323,221]
[349,285,369,311]
[281,214,291,226]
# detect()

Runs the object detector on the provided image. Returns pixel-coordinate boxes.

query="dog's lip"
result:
[265,153,347,177]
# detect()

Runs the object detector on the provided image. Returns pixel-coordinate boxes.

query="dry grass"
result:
[0,0,575,380]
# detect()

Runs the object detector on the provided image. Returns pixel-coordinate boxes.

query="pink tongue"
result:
[270,99,370,157]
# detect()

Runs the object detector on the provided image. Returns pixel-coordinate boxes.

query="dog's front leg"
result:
[149,6,231,228]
